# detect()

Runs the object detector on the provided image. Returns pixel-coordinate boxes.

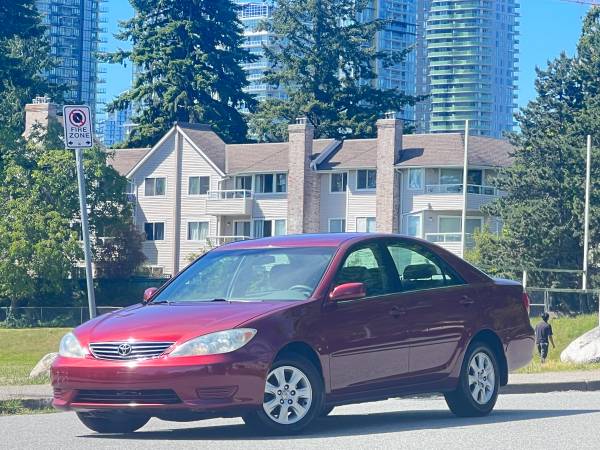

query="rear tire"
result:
[76,412,150,434]
[444,343,500,417]
[243,355,324,435]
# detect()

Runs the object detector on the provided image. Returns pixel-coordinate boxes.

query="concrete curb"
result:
[501,380,600,395]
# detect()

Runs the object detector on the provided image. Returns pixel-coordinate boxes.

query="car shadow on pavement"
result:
[82,408,600,441]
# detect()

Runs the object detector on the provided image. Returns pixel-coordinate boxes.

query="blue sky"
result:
[103,0,592,112]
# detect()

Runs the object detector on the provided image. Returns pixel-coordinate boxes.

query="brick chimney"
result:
[375,112,403,233]
[287,118,320,234]
[23,96,62,140]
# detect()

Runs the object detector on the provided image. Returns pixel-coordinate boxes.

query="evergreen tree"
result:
[0,0,59,148]
[469,9,600,288]
[105,0,256,146]
[248,0,419,142]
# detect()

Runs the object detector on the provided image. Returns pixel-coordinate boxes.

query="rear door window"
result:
[385,241,464,293]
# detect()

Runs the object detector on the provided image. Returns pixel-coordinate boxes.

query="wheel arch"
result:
[273,341,325,385]
[469,329,509,386]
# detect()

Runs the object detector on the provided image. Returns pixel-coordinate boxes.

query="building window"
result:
[329,218,346,233]
[357,169,377,190]
[408,169,423,190]
[234,221,251,237]
[187,221,209,241]
[330,172,348,193]
[255,173,286,193]
[275,173,287,193]
[144,177,166,196]
[256,174,274,193]
[356,217,376,232]
[407,214,422,237]
[235,175,253,191]
[188,176,210,195]
[254,219,287,238]
[144,222,165,241]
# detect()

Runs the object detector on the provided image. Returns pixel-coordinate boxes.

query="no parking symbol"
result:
[63,105,93,148]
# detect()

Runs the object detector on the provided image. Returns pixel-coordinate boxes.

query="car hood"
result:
[75,301,292,345]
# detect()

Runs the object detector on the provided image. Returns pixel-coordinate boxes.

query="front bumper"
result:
[51,352,269,415]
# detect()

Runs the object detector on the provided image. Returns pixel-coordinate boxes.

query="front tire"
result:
[444,343,500,417]
[76,412,150,434]
[243,355,324,435]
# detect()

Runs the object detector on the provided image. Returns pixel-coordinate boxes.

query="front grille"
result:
[89,341,174,360]
[74,389,181,405]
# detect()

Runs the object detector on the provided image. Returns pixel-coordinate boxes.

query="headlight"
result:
[58,332,88,358]
[169,328,257,357]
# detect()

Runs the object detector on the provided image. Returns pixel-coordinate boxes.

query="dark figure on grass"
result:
[535,313,556,363]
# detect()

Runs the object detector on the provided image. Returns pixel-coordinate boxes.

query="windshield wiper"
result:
[209,298,228,302]
[149,299,172,305]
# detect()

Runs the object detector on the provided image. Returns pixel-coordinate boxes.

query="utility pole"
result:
[583,135,591,292]
[461,120,469,258]
[63,106,96,319]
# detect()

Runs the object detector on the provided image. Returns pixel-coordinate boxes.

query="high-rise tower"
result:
[234,1,417,122]
[417,0,519,137]
[35,0,106,122]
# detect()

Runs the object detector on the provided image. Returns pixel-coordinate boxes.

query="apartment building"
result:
[110,118,512,276]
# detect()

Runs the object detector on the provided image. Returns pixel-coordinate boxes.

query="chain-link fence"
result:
[0,307,121,328]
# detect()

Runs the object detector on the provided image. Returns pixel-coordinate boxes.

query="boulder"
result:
[560,326,600,364]
[29,352,58,379]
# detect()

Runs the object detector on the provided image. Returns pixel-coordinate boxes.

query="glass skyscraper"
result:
[417,0,519,137]
[35,0,107,123]
[234,1,286,102]
[234,1,417,123]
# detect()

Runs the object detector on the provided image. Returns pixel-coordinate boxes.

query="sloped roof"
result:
[107,148,150,176]
[225,139,334,174]
[316,133,513,170]
[397,134,513,167]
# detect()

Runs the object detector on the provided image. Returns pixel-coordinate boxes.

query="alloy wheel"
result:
[262,365,313,425]
[468,351,496,405]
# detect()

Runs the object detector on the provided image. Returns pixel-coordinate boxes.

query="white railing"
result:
[205,235,251,248]
[207,189,253,200]
[425,232,474,244]
[425,184,498,196]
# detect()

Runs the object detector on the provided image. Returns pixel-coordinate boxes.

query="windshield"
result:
[154,247,336,302]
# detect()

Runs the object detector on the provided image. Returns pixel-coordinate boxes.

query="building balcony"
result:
[412,184,500,212]
[205,190,253,216]
[205,235,251,248]
[424,233,474,255]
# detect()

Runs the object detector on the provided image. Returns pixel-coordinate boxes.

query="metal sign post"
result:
[63,105,96,319]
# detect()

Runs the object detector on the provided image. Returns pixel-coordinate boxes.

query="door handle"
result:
[389,306,406,318]
[459,296,475,306]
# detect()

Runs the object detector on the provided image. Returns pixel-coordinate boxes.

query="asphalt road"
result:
[2,391,599,450]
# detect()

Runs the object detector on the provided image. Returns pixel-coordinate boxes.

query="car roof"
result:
[215,233,386,250]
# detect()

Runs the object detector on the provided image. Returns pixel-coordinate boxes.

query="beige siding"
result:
[346,170,376,232]
[133,133,177,273]
[319,173,347,232]
[178,136,223,269]
[252,195,288,219]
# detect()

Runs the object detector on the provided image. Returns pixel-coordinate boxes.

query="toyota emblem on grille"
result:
[118,343,132,356]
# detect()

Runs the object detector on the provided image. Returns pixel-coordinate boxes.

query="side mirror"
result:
[329,282,366,303]
[143,287,159,303]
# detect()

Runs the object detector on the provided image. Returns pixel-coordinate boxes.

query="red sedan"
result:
[52,233,534,434]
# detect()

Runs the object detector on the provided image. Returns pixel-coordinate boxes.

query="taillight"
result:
[522,291,531,314]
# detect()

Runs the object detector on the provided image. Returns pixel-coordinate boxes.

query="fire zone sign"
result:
[63,105,93,148]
